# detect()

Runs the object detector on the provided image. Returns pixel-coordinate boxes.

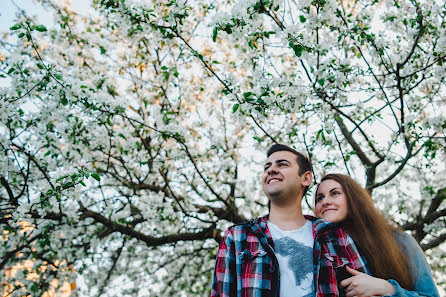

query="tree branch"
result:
[0,176,17,206]
[12,143,55,190]
[402,188,446,231]
[79,208,220,246]
[96,238,126,297]
[421,233,446,251]
[334,115,373,167]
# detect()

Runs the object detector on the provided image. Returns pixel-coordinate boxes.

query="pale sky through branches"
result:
[1,0,445,296]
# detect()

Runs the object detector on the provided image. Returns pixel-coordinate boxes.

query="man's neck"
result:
[268,200,306,231]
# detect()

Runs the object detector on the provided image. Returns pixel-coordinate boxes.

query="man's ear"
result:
[301,171,313,187]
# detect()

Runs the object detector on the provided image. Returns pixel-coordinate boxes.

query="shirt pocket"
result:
[238,250,272,290]
[323,253,351,296]
[323,253,350,269]
[238,249,267,260]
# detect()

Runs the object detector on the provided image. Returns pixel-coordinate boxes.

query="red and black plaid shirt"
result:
[210,215,369,297]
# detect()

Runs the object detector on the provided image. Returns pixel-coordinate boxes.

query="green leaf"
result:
[56,175,68,182]
[212,27,218,42]
[53,73,62,80]
[31,282,38,293]
[299,15,307,23]
[253,136,265,142]
[232,103,240,113]
[63,181,74,188]
[318,78,325,86]
[10,23,22,30]
[60,97,68,106]
[289,42,303,57]
[35,25,48,32]
[99,45,107,54]
[91,173,101,181]
[243,92,253,99]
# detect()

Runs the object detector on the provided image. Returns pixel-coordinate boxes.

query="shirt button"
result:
[270,266,275,272]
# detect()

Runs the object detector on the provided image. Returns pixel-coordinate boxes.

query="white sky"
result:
[0,0,91,32]
[1,1,444,294]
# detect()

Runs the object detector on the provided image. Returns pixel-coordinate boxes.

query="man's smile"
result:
[267,177,282,184]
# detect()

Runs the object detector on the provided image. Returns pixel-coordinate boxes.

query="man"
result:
[210,143,368,297]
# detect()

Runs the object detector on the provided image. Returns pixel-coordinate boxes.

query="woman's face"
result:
[315,179,349,223]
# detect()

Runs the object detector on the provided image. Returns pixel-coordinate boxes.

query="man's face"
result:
[262,151,308,201]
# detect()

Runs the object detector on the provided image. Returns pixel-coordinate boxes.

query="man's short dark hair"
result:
[266,143,312,210]
[266,143,313,176]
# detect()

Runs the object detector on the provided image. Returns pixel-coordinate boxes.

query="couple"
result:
[210,144,439,297]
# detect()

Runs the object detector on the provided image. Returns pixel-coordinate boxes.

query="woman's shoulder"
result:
[392,232,440,296]
[392,230,428,273]
[392,231,421,252]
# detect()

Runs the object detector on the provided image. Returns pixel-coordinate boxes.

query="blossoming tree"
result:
[1,0,445,295]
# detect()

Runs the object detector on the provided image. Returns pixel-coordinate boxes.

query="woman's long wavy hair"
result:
[315,173,413,289]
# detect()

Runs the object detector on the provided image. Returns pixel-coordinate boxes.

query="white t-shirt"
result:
[267,220,314,297]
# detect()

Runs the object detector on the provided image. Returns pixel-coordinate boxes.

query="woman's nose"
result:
[321,197,330,206]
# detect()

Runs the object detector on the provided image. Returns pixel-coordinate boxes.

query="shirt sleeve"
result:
[385,232,440,297]
[210,228,237,297]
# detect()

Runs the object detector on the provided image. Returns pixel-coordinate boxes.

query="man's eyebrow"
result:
[264,159,291,168]
[275,159,291,164]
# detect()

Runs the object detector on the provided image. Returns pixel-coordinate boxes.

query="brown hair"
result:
[315,173,413,289]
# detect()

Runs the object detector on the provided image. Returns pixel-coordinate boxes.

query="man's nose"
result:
[266,165,278,175]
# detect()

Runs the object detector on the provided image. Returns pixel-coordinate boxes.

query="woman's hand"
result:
[340,266,396,297]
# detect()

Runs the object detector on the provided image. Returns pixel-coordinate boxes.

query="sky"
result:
[2,1,444,295]
[2,0,53,31]
[1,0,90,32]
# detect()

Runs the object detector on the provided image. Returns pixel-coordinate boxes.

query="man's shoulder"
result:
[227,215,267,230]
[223,216,268,239]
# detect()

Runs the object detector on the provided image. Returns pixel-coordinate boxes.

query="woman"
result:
[314,173,439,297]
